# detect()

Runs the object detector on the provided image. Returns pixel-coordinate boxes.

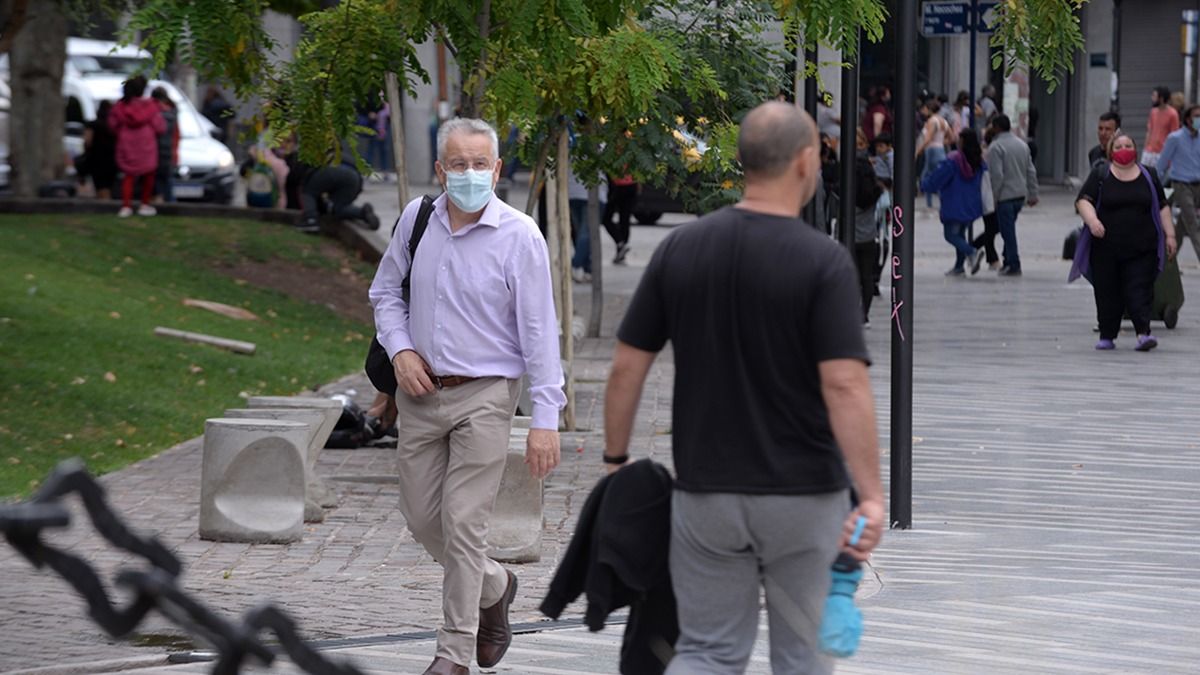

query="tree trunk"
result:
[547,130,575,430]
[385,72,410,209]
[459,0,491,118]
[586,184,602,337]
[9,2,66,197]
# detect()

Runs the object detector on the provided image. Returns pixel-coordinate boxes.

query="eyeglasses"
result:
[444,158,494,173]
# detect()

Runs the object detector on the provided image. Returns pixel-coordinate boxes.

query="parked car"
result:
[1,38,236,203]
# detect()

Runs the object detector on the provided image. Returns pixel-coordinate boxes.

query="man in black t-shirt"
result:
[1088,112,1121,171]
[603,102,884,674]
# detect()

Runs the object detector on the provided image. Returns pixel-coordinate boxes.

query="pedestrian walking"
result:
[1156,104,1200,264]
[951,90,971,137]
[921,128,987,276]
[970,124,1001,271]
[150,87,178,203]
[977,84,1000,125]
[1074,134,1177,351]
[567,163,606,283]
[916,97,950,208]
[862,85,893,144]
[852,153,884,324]
[986,114,1039,276]
[108,75,164,218]
[604,174,636,264]
[1143,86,1180,168]
[603,101,884,675]
[368,118,566,675]
[1088,111,1121,170]
[81,99,118,200]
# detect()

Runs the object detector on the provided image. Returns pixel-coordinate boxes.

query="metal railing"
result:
[0,459,364,675]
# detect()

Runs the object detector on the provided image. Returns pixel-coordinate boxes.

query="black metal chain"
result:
[0,459,364,675]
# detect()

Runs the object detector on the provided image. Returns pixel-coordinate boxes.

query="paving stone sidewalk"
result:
[4,187,1200,674]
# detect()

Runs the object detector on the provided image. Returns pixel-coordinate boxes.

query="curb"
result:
[4,655,169,675]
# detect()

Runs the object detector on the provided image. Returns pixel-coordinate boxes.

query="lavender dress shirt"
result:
[369,193,566,430]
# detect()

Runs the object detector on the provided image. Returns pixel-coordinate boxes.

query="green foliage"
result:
[990,0,1088,92]
[127,0,279,101]
[261,0,428,166]
[0,214,373,498]
[775,0,888,63]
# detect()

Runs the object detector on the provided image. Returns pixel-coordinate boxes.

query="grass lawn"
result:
[0,213,377,498]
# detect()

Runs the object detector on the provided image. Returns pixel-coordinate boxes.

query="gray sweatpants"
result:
[665,489,849,675]
[1171,181,1200,265]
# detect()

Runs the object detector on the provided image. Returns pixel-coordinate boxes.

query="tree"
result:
[5,2,67,198]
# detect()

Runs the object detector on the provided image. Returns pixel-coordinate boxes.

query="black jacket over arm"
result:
[540,459,678,675]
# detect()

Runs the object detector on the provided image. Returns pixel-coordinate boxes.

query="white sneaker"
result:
[137,204,157,217]
[117,206,133,218]
[571,268,592,283]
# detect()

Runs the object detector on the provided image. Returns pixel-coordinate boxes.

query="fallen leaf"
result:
[63,433,74,440]
[110,311,121,319]
[115,439,126,447]
[189,364,204,374]
[111,267,122,273]
[7,457,20,465]
[23,273,34,281]
[196,379,206,386]
[104,372,117,383]
[71,377,87,385]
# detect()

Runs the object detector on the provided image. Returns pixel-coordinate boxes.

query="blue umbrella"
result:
[819,516,866,657]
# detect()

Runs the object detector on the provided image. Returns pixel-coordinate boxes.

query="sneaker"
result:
[944,267,965,277]
[117,206,133,218]
[136,204,157,217]
[1095,339,1115,350]
[988,261,1003,270]
[970,248,986,275]
[296,219,321,234]
[571,268,592,284]
[1135,334,1158,352]
[863,318,871,330]
[361,203,380,230]
[613,242,630,265]
[998,266,1022,277]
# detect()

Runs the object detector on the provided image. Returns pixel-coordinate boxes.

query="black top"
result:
[85,119,118,176]
[617,207,869,495]
[1077,165,1166,255]
[1088,144,1106,170]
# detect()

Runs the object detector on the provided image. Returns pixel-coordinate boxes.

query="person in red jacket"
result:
[108,76,165,217]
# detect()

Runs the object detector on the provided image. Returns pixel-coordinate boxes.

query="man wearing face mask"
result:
[1156,104,1200,264]
[368,118,565,675]
[604,102,884,674]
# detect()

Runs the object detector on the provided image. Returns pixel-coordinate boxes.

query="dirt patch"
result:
[218,241,376,325]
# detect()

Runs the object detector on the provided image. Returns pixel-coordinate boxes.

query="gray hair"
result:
[436,118,500,162]
[737,101,814,177]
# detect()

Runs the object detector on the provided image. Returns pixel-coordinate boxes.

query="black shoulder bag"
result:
[364,195,437,395]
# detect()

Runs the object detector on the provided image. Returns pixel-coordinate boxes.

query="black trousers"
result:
[604,183,637,246]
[853,241,879,321]
[971,212,1000,264]
[302,165,365,221]
[1091,245,1157,340]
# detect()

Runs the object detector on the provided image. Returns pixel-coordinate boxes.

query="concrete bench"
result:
[246,397,342,516]
[199,418,308,543]
[487,416,543,563]
[223,407,329,523]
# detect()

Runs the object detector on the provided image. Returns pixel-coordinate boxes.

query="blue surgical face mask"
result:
[444,168,494,213]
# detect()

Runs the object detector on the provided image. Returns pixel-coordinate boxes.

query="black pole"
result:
[969,0,979,130]
[838,37,859,251]
[890,0,917,530]
[804,47,819,225]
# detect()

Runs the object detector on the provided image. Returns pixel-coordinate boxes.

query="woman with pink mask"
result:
[1073,134,1178,351]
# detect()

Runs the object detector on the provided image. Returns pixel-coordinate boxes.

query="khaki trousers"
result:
[394,377,518,666]
[1171,181,1200,265]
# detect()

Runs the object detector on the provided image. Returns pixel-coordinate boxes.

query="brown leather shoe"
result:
[421,656,469,675]
[476,570,518,668]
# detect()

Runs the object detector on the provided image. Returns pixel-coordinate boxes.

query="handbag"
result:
[364,195,437,395]
[1062,228,1079,260]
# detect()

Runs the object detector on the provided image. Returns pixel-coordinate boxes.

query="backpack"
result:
[245,161,278,208]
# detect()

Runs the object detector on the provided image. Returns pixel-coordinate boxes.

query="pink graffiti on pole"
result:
[890,205,907,342]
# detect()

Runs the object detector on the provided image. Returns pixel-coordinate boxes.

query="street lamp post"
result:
[890,0,917,530]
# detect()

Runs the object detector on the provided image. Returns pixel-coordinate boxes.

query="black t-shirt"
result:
[1088,145,1106,170]
[1077,165,1166,254]
[617,207,870,495]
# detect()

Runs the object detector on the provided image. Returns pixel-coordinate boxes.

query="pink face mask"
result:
[1111,148,1136,166]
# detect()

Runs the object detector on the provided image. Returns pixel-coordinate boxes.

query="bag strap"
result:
[400,194,437,304]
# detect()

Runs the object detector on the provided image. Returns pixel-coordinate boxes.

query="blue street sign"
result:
[921,1,999,36]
